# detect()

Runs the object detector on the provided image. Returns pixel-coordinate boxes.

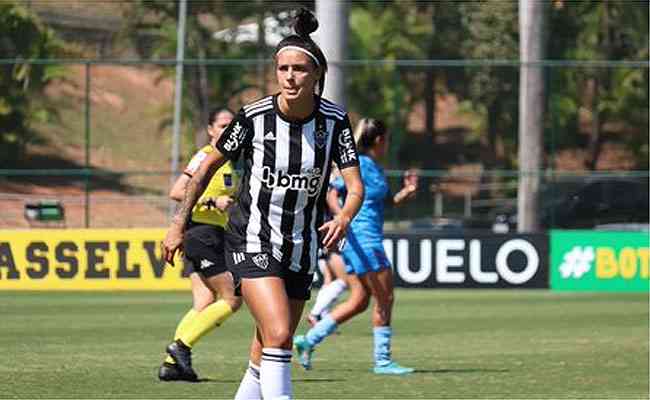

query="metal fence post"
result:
[464,191,472,218]
[84,62,91,228]
[434,192,443,217]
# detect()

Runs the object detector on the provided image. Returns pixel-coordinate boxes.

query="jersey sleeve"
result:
[183,150,208,177]
[331,115,360,170]
[215,108,253,161]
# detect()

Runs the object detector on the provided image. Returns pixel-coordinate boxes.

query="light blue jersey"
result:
[331,155,391,275]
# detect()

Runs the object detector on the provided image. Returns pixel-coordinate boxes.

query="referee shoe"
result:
[166,340,198,381]
[158,362,183,381]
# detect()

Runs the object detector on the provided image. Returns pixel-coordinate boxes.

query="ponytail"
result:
[354,118,387,154]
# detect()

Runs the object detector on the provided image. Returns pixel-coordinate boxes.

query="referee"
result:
[159,108,242,382]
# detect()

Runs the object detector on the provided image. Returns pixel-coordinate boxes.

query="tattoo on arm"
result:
[171,170,207,228]
[347,191,363,202]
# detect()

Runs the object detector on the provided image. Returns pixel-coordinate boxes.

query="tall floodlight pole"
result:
[315,0,349,106]
[517,0,546,232]
[169,0,187,218]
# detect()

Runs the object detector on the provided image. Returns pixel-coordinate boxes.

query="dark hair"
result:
[274,8,328,96]
[354,118,387,154]
[207,107,234,126]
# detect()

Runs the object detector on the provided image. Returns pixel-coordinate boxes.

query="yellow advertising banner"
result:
[0,229,190,290]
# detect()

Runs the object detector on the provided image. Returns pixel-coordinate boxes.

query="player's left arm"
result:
[320,114,364,250]
[320,166,363,250]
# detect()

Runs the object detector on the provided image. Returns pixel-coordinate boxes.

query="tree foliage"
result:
[124,1,263,147]
[347,1,429,168]
[0,2,62,164]
[124,1,311,147]
[3,0,648,172]
[547,0,649,169]
[458,1,520,169]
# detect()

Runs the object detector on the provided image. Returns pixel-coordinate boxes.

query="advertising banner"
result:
[550,230,649,292]
[1,229,549,290]
[384,232,548,288]
[0,229,189,290]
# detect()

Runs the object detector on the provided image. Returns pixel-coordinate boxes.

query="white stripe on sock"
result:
[260,348,292,399]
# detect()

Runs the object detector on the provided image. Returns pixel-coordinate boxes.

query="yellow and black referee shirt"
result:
[184,145,238,228]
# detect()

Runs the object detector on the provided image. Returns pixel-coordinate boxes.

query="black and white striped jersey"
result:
[215,94,359,274]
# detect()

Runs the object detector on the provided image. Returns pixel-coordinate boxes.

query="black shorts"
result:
[225,250,314,301]
[183,223,227,278]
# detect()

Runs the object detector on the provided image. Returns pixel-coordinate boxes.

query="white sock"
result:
[260,347,292,400]
[234,361,261,400]
[311,279,348,318]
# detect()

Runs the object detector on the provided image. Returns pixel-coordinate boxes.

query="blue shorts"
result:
[342,231,391,276]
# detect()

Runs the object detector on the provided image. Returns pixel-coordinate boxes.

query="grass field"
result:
[2,290,648,399]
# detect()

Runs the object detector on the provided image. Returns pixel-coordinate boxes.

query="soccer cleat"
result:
[158,362,186,381]
[166,340,198,381]
[373,361,415,375]
[293,335,314,370]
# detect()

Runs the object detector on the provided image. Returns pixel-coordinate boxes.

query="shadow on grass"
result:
[299,367,508,376]
[157,378,240,384]
[413,368,509,374]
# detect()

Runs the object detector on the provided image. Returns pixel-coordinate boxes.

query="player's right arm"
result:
[162,108,252,265]
[162,149,227,265]
[169,174,191,202]
[170,147,209,202]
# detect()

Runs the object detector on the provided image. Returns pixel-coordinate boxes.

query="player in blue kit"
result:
[294,118,418,374]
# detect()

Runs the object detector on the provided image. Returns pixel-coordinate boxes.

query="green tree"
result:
[347,1,428,168]
[458,1,520,170]
[0,2,62,164]
[125,1,264,147]
[421,2,466,141]
[124,1,313,148]
[547,0,649,170]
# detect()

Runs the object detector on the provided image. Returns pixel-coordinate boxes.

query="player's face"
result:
[208,111,233,142]
[276,50,321,102]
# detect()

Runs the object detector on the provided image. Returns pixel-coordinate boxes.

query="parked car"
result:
[491,177,649,232]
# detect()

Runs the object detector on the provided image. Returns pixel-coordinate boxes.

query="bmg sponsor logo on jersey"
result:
[222,122,247,152]
[261,166,322,196]
[338,128,357,164]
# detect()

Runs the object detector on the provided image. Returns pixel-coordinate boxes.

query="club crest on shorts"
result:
[314,129,328,149]
[252,253,269,270]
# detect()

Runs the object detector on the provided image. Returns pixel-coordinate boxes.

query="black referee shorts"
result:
[183,223,228,278]
[225,250,313,301]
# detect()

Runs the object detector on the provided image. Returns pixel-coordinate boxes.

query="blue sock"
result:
[305,315,337,348]
[374,326,392,367]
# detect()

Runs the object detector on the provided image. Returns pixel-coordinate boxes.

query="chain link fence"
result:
[0,59,647,230]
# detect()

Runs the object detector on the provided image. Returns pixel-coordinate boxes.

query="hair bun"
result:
[294,8,318,37]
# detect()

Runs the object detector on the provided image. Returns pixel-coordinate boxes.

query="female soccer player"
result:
[162,8,364,399]
[294,118,418,375]
[159,108,242,382]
